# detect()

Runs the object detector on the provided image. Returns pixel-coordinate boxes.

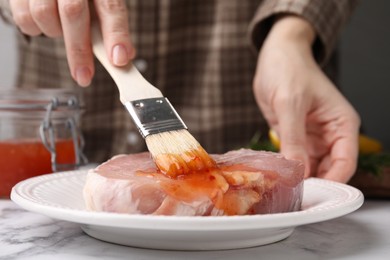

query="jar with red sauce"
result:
[0,89,87,198]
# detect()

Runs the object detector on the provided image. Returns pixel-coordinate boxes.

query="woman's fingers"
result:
[317,110,360,182]
[274,92,310,177]
[29,0,62,37]
[58,0,94,87]
[10,0,133,86]
[11,0,93,86]
[94,0,134,66]
[10,0,42,36]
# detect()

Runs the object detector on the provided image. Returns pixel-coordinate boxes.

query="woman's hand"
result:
[253,15,360,183]
[10,0,135,86]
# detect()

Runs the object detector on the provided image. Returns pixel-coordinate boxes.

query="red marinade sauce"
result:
[0,139,75,198]
[137,162,265,215]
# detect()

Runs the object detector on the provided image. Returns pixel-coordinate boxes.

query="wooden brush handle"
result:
[91,21,162,104]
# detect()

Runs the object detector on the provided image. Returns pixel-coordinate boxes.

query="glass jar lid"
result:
[0,88,84,119]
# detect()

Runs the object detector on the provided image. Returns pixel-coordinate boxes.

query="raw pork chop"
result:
[83,149,304,216]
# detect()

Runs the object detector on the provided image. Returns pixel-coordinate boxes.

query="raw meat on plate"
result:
[83,149,304,216]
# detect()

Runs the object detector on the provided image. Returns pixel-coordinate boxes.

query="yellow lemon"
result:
[268,129,280,150]
[359,134,382,154]
[268,129,382,155]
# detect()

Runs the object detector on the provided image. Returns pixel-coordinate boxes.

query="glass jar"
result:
[0,89,87,198]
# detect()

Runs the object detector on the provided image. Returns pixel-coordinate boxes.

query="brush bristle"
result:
[145,129,216,177]
[145,129,198,155]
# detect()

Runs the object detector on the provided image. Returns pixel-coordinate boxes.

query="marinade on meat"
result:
[83,149,304,216]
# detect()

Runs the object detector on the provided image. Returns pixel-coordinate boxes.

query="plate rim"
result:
[10,170,364,231]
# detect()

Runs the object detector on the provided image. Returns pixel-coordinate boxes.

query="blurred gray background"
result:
[1,1,389,149]
[340,0,390,149]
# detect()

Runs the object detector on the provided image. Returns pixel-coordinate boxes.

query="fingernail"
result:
[112,44,129,66]
[75,67,91,87]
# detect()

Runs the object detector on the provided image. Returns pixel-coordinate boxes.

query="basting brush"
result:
[91,23,215,177]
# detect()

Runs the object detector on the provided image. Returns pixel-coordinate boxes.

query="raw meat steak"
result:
[83,149,304,216]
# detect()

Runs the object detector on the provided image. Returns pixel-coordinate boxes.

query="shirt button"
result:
[133,59,148,73]
[127,131,142,146]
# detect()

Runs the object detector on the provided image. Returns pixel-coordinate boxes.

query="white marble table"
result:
[1,199,389,260]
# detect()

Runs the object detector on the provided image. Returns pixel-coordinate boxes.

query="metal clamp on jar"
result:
[0,89,88,198]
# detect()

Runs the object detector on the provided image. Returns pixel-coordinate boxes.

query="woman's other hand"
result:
[253,15,360,183]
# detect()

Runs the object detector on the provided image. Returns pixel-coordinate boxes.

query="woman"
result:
[0,0,360,182]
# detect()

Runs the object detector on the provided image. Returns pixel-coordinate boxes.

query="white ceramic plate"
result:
[11,170,364,250]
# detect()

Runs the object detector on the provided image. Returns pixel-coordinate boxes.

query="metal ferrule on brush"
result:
[124,97,187,138]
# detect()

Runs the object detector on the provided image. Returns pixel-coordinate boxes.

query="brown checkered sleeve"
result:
[4,0,350,163]
[248,0,358,65]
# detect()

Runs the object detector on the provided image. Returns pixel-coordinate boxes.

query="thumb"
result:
[275,103,310,177]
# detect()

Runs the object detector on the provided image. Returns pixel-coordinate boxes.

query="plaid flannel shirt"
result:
[0,0,357,163]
